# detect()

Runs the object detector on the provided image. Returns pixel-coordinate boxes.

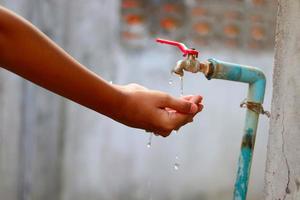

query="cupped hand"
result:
[115,83,203,137]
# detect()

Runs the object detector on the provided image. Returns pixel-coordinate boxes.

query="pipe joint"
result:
[207,58,266,103]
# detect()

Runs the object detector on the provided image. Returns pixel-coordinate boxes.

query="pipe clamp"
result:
[240,99,270,118]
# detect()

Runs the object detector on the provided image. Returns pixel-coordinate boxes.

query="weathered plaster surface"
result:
[265,1,300,199]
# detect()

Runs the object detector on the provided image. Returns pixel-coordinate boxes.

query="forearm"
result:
[0,6,123,119]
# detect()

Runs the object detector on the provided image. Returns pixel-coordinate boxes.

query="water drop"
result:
[109,81,113,84]
[174,155,180,170]
[174,163,180,170]
[168,78,173,85]
[147,142,151,148]
[147,133,153,148]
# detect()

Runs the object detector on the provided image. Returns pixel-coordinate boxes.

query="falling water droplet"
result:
[174,163,180,170]
[174,155,180,170]
[147,133,153,148]
[168,78,173,85]
[147,142,151,148]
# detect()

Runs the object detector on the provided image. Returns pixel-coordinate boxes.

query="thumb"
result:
[166,97,198,114]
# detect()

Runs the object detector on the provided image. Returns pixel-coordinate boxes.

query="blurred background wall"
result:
[0,0,276,200]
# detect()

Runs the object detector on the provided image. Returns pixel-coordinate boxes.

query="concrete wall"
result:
[264,1,300,199]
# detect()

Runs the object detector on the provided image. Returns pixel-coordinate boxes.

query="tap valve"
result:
[156,38,199,57]
[156,38,208,76]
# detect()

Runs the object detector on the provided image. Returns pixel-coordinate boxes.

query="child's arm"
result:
[0,6,203,137]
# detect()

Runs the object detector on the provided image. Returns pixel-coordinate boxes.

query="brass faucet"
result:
[156,38,211,77]
[172,54,212,77]
[172,54,200,76]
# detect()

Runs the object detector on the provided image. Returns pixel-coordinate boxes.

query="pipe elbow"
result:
[250,71,266,103]
[207,58,266,103]
[249,67,266,84]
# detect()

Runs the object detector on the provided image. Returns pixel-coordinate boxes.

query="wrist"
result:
[102,84,130,122]
[108,84,144,127]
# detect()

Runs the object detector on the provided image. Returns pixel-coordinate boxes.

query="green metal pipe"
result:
[206,58,266,200]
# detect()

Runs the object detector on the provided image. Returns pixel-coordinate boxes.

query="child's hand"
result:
[115,84,203,137]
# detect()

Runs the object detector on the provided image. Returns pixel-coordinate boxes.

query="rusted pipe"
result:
[201,58,267,200]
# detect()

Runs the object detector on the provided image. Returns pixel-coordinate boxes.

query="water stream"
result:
[173,76,184,170]
[146,75,184,172]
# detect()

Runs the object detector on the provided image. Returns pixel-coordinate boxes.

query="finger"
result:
[165,96,203,112]
[188,96,203,112]
[182,95,203,104]
[153,130,172,137]
[156,105,202,136]
[198,103,204,112]
[170,112,194,130]
[164,96,198,114]
[159,110,193,131]
[166,103,203,114]
[180,95,194,101]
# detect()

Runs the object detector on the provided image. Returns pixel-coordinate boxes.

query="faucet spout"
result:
[172,54,202,76]
[172,55,212,78]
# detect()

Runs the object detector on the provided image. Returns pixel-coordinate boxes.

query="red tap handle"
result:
[156,38,199,57]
